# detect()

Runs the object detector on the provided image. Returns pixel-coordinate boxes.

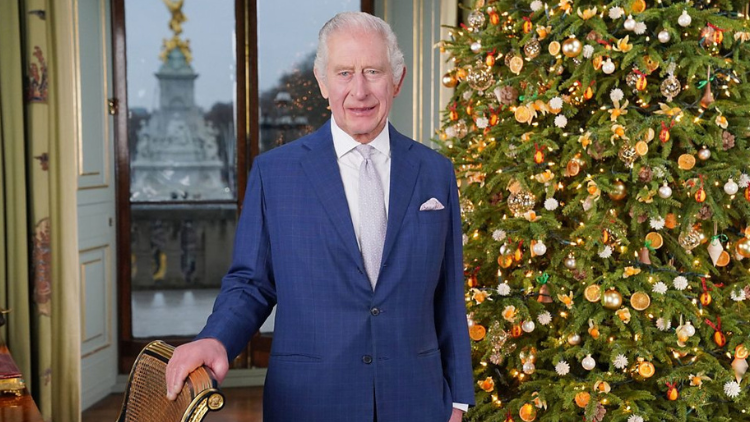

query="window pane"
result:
[126,0,236,202]
[125,0,236,338]
[257,1,359,153]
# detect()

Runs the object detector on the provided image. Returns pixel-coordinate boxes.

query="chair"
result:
[116,340,225,422]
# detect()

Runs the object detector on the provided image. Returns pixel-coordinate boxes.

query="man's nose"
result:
[351,73,369,98]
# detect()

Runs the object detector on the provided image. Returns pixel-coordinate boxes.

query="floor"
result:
[131,289,276,337]
[82,386,264,421]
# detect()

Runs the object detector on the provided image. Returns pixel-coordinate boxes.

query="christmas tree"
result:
[438,0,750,420]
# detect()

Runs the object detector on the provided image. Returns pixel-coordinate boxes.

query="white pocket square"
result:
[419,198,445,211]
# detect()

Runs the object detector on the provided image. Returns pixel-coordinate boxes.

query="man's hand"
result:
[165,338,229,400]
[448,408,464,422]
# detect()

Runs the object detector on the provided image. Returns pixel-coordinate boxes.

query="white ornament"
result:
[532,241,547,256]
[731,289,747,302]
[724,380,741,398]
[725,179,739,195]
[544,198,559,211]
[497,282,511,296]
[602,58,616,74]
[598,246,613,258]
[476,117,489,129]
[739,174,750,188]
[462,234,468,245]
[656,317,672,331]
[658,182,673,199]
[609,6,625,19]
[583,45,594,59]
[610,88,624,102]
[673,276,688,291]
[678,10,692,27]
[613,354,628,369]
[554,115,568,128]
[708,238,724,265]
[555,360,571,376]
[549,96,564,110]
[628,416,645,422]
[492,229,507,241]
[650,217,666,230]
[634,22,647,35]
[624,15,636,31]
[658,30,671,43]
[653,281,668,294]
[523,361,536,374]
[582,354,596,370]
[538,311,552,325]
[531,0,544,11]
[522,320,536,333]
[682,321,696,336]
[470,41,482,53]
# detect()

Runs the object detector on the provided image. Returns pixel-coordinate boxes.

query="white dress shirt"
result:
[331,116,391,250]
[331,117,469,414]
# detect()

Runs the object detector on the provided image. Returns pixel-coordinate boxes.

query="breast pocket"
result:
[417,208,449,225]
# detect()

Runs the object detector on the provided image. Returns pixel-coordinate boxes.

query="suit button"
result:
[370,307,380,316]
[362,355,373,364]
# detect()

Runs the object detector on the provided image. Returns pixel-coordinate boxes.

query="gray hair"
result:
[314,12,405,83]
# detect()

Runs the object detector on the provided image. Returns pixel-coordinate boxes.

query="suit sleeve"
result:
[435,158,476,406]
[195,160,277,360]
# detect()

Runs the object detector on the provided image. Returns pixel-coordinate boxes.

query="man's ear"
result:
[393,66,407,97]
[314,67,329,99]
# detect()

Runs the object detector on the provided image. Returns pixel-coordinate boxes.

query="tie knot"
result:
[356,144,375,160]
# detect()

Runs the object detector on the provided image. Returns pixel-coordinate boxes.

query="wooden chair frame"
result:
[116,340,224,422]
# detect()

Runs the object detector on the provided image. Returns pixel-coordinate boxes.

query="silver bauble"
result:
[471,41,482,53]
[582,355,596,371]
[532,241,547,256]
[658,30,671,43]
[564,254,577,269]
[467,10,486,29]
[522,320,536,333]
[678,10,692,27]
[523,361,536,374]
[567,333,582,345]
[658,182,673,198]
[725,179,739,195]
[624,15,636,31]
[697,147,711,161]
[602,58,616,74]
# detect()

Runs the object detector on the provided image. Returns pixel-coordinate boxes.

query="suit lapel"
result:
[300,124,364,270]
[381,125,420,268]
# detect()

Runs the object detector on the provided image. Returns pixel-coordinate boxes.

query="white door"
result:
[75,0,118,410]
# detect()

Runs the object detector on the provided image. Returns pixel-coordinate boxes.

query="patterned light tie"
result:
[356,144,387,289]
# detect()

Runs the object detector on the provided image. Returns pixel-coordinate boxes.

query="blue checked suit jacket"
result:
[196,121,475,421]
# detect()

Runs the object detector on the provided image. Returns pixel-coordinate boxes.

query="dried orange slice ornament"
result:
[469,324,486,341]
[645,232,663,249]
[509,56,524,74]
[635,141,649,156]
[678,154,696,170]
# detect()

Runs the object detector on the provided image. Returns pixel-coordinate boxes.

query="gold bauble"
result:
[441,72,458,88]
[630,291,651,311]
[519,403,537,422]
[507,190,536,217]
[561,37,583,58]
[602,289,623,310]
[608,180,627,201]
[736,237,750,258]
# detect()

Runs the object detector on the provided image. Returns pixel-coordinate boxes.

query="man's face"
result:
[315,29,405,143]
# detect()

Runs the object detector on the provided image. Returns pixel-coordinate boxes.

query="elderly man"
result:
[166,11,474,421]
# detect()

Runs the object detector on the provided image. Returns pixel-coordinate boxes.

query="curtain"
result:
[0,0,35,388]
[0,0,81,420]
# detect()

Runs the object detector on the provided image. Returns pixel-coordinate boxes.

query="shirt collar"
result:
[331,116,391,159]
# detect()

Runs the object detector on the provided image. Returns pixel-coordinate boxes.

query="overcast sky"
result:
[125,0,358,111]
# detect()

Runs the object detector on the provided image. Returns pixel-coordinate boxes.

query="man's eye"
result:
[339,71,351,77]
